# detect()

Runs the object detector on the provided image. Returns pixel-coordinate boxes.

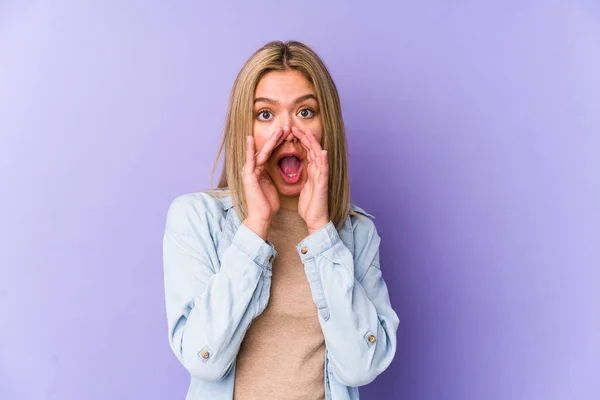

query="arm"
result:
[163,195,276,381]
[296,216,399,387]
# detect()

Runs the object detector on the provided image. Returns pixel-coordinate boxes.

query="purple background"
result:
[1,1,599,399]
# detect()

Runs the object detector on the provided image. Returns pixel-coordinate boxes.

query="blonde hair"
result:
[211,40,351,230]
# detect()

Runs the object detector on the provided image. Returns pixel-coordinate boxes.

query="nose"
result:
[282,128,297,143]
[277,113,298,142]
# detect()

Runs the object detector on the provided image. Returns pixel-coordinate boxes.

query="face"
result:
[253,69,323,198]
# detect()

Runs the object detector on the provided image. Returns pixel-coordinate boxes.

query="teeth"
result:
[286,173,297,177]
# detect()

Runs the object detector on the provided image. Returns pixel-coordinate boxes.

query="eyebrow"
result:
[254,94,317,105]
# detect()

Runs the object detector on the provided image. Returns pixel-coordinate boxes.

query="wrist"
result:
[307,218,330,235]
[243,217,270,241]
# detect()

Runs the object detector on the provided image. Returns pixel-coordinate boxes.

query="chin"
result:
[275,183,303,197]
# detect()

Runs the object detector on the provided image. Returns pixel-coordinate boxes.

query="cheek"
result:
[313,129,323,144]
[310,124,323,145]
[295,118,323,143]
[252,125,270,150]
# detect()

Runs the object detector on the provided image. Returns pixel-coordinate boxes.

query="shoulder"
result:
[348,203,378,238]
[349,203,375,227]
[165,190,233,235]
[350,204,375,220]
[347,203,381,268]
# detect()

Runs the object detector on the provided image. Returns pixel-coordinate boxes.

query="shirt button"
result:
[301,246,308,254]
[367,334,376,343]
[200,350,210,359]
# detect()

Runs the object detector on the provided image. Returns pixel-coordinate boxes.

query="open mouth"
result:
[277,154,303,184]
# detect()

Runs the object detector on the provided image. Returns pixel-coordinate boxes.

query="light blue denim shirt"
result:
[163,191,399,399]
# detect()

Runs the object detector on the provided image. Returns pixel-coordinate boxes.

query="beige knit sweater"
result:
[233,208,326,400]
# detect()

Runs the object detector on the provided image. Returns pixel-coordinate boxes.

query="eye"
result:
[256,110,273,121]
[297,108,315,118]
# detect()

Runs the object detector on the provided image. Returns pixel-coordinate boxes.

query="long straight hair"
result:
[211,40,351,230]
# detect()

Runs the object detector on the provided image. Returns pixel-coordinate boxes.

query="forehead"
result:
[255,70,315,101]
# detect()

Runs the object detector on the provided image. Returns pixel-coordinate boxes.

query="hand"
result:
[292,126,330,234]
[242,128,284,240]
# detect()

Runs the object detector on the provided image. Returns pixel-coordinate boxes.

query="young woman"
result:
[163,41,399,400]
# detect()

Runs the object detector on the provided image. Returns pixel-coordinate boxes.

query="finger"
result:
[291,126,311,149]
[292,126,312,155]
[306,129,323,153]
[319,150,329,187]
[274,125,290,150]
[306,129,323,166]
[292,126,315,163]
[245,136,255,174]
[255,128,283,166]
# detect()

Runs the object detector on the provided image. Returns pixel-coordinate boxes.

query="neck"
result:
[278,194,299,211]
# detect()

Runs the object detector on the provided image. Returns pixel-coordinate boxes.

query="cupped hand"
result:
[292,126,330,234]
[242,128,284,239]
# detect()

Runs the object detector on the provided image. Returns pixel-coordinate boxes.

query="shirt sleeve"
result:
[163,195,277,381]
[296,217,399,387]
